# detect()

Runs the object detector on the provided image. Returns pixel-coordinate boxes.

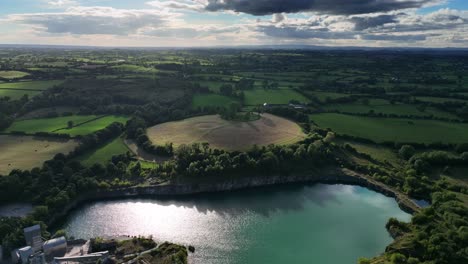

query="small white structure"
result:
[24,225,42,252]
[54,251,109,264]
[43,237,67,260]
[11,249,20,263]
[18,246,33,264]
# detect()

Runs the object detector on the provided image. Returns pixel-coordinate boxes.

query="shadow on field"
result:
[261,116,276,127]
[32,136,73,143]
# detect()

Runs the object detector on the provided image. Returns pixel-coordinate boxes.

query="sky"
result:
[0,0,467,48]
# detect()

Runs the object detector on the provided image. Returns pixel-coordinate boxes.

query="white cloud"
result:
[0,2,466,47]
[252,8,468,46]
[146,0,205,12]
[8,6,177,35]
[46,0,79,8]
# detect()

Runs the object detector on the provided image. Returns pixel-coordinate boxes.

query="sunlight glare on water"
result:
[64,184,411,264]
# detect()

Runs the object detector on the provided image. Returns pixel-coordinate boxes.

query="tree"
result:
[219,84,233,96]
[52,229,67,239]
[357,258,371,264]
[32,206,49,221]
[390,253,406,264]
[455,143,468,153]
[413,159,430,173]
[407,257,420,264]
[399,145,416,160]
[67,120,74,129]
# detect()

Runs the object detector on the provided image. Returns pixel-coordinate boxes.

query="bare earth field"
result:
[0,135,79,175]
[147,114,305,151]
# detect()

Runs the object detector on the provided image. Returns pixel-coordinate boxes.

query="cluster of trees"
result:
[0,96,28,130]
[329,109,465,123]
[235,78,255,90]
[219,102,242,120]
[0,123,140,252]
[264,106,309,123]
[69,122,124,158]
[409,151,468,174]
[20,78,194,123]
[126,117,173,156]
[173,136,334,178]
[337,133,459,151]
[217,84,245,102]
[383,191,468,264]
[0,149,140,251]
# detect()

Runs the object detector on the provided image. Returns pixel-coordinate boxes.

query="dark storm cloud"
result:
[350,14,397,30]
[384,12,468,32]
[142,26,240,38]
[360,33,433,41]
[205,0,436,15]
[258,25,355,39]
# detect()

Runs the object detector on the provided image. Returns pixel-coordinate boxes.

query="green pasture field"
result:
[77,136,130,166]
[323,100,459,119]
[192,94,239,109]
[0,79,64,99]
[111,64,158,73]
[4,115,129,136]
[243,89,310,105]
[26,68,61,73]
[128,160,158,171]
[0,89,40,99]
[415,96,468,104]
[54,115,129,136]
[252,80,305,89]
[305,91,350,102]
[19,106,80,120]
[192,74,241,81]
[237,71,314,80]
[34,61,69,67]
[0,80,64,90]
[337,139,401,166]
[195,81,232,93]
[310,113,468,144]
[0,71,30,79]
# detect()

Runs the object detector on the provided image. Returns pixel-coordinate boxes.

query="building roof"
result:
[18,246,32,252]
[43,237,66,250]
[23,225,40,233]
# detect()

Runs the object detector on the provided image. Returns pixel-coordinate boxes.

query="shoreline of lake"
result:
[62,183,412,264]
[48,167,420,228]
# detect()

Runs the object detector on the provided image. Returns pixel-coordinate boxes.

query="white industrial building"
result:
[6,225,107,264]
[9,225,68,264]
[23,225,42,253]
[42,237,67,261]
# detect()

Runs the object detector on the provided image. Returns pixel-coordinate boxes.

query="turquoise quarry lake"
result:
[63,183,410,264]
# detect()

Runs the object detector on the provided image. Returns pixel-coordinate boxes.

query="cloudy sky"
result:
[0,0,467,47]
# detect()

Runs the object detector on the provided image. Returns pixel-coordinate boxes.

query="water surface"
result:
[0,203,32,217]
[64,184,410,264]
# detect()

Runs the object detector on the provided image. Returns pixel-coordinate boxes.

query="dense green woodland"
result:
[0,48,467,264]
